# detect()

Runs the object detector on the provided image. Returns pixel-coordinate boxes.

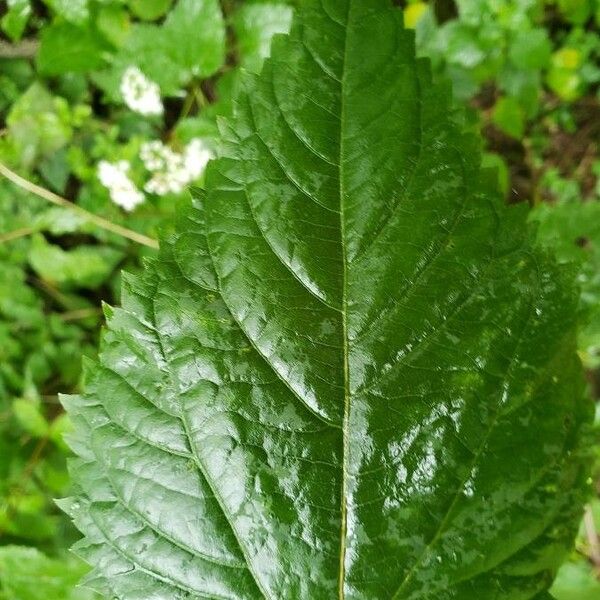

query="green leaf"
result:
[128,0,173,20]
[0,264,44,327]
[12,399,49,438]
[39,148,70,193]
[95,25,183,97]
[552,48,583,71]
[497,68,541,117]
[530,199,600,368]
[63,1,591,598]
[0,58,34,113]
[482,152,510,198]
[1,0,31,42]
[50,413,74,452]
[43,0,89,24]
[546,47,585,102]
[404,2,429,29]
[233,3,293,73]
[551,561,600,600]
[37,22,110,75]
[556,0,594,24]
[160,0,225,79]
[509,29,552,70]
[0,546,95,600]
[98,0,225,97]
[547,69,582,102]
[445,23,487,68]
[32,207,89,236]
[492,95,526,139]
[96,4,130,48]
[28,235,123,290]
[6,83,72,168]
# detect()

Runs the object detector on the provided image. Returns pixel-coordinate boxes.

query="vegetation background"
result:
[0,0,597,598]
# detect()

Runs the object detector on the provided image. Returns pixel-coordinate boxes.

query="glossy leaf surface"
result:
[62,1,591,598]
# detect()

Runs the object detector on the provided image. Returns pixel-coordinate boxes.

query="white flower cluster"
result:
[140,138,213,196]
[120,66,163,116]
[97,160,145,212]
[97,139,212,211]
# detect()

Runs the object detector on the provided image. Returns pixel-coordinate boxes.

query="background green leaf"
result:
[551,561,600,600]
[28,235,123,290]
[1,0,31,42]
[0,546,94,600]
[509,29,552,70]
[127,0,173,21]
[37,23,110,75]
[43,0,90,25]
[492,95,526,138]
[233,3,294,73]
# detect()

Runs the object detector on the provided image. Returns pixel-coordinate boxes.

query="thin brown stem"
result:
[0,161,159,249]
[0,39,39,59]
[0,226,35,244]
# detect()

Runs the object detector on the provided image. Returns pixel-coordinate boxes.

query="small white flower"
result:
[140,140,169,172]
[141,138,213,196]
[97,160,145,212]
[183,138,213,180]
[120,66,163,117]
[145,172,179,196]
[98,160,128,188]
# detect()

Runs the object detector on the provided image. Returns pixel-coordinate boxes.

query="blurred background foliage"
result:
[0,0,597,598]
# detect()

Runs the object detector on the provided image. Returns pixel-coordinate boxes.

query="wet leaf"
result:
[62,1,591,598]
[531,199,600,367]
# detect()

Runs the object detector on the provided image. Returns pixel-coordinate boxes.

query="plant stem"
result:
[0,227,35,244]
[0,39,39,59]
[0,161,159,249]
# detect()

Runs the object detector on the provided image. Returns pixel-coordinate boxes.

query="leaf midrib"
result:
[338,1,353,598]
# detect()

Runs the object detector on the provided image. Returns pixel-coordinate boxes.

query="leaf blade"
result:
[64,1,591,598]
